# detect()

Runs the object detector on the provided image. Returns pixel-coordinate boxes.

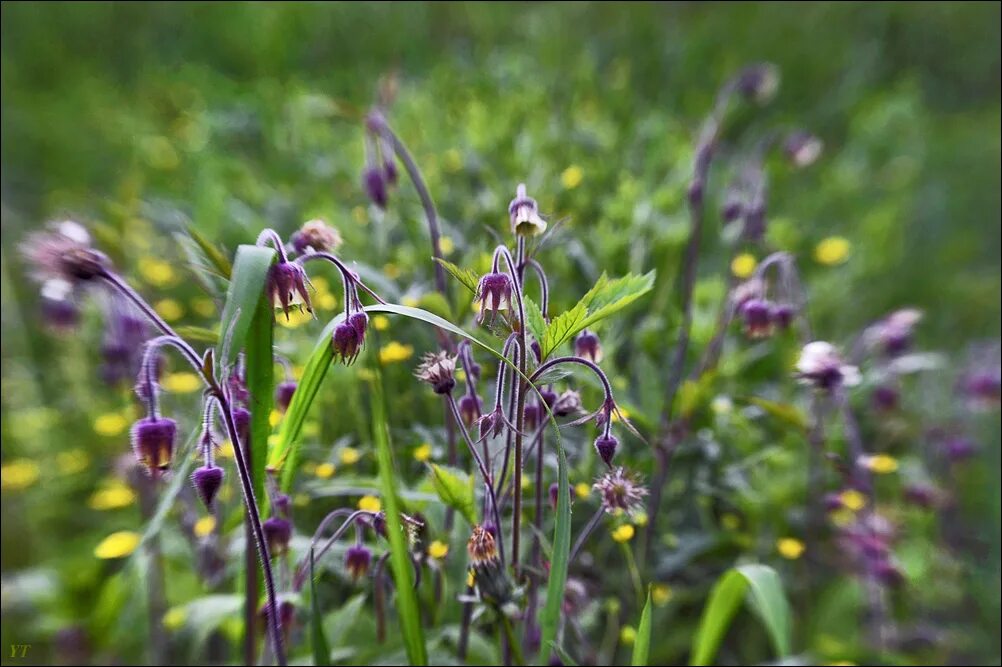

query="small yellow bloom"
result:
[574,482,591,499]
[777,537,805,560]
[154,298,184,322]
[192,297,216,318]
[632,512,649,527]
[269,410,283,428]
[317,292,338,311]
[379,341,414,364]
[276,308,314,329]
[652,583,673,607]
[814,236,851,266]
[88,482,136,510]
[161,372,201,394]
[444,149,463,173]
[94,412,129,437]
[413,443,432,462]
[561,165,584,190]
[358,495,382,512]
[721,513,741,531]
[372,315,391,331]
[612,524,635,543]
[401,295,420,308]
[193,516,216,538]
[439,236,455,256]
[383,263,401,280]
[860,454,898,474]
[838,489,867,511]
[94,530,142,559]
[217,440,234,459]
[57,449,90,476]
[466,570,475,587]
[340,447,361,465]
[302,420,320,437]
[829,508,855,528]
[315,462,336,479]
[138,257,177,287]
[163,607,187,631]
[620,625,636,646]
[731,253,757,279]
[1,459,40,491]
[428,540,449,559]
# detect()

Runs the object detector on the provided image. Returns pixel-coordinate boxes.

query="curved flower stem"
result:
[256,229,289,264]
[298,252,387,305]
[522,258,550,317]
[569,507,605,564]
[494,334,521,499]
[530,356,614,400]
[447,395,506,566]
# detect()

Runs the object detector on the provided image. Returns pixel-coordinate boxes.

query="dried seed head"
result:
[593,467,648,516]
[345,544,373,581]
[275,381,297,413]
[796,341,861,391]
[291,219,342,255]
[552,390,584,418]
[574,329,603,363]
[508,184,548,237]
[191,465,225,510]
[594,433,619,468]
[131,416,177,478]
[267,261,313,320]
[21,220,110,284]
[467,524,499,566]
[263,517,292,557]
[414,351,457,395]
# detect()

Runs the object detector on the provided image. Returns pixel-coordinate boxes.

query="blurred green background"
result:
[2,2,999,666]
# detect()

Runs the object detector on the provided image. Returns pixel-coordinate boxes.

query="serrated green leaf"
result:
[428,464,476,525]
[434,258,480,295]
[577,270,656,331]
[540,301,588,360]
[524,296,548,348]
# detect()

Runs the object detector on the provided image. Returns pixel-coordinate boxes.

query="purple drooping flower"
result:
[131,416,177,478]
[594,433,619,467]
[345,544,373,581]
[275,381,297,413]
[796,341,861,391]
[548,482,560,511]
[263,517,292,556]
[192,465,225,510]
[871,385,899,412]
[508,184,547,237]
[348,310,369,341]
[574,329,603,363]
[363,166,389,209]
[475,272,512,324]
[783,131,824,168]
[232,407,251,445]
[741,298,773,338]
[332,321,362,365]
[771,303,796,331]
[458,394,482,428]
[267,261,313,320]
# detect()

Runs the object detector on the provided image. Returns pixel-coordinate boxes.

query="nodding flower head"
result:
[40,279,80,332]
[740,298,774,338]
[549,482,560,511]
[721,194,745,224]
[475,272,512,323]
[539,387,558,408]
[508,184,547,237]
[191,465,225,510]
[349,310,369,340]
[267,261,313,320]
[552,390,584,417]
[414,351,457,395]
[332,321,363,365]
[864,309,923,357]
[784,131,824,168]
[232,406,251,445]
[21,220,110,284]
[458,394,482,428]
[593,467,648,516]
[770,303,796,331]
[263,517,292,557]
[259,600,297,638]
[523,402,540,431]
[871,385,899,412]
[275,381,297,413]
[345,544,373,581]
[574,329,603,363]
[382,157,399,185]
[363,166,389,210]
[467,524,499,567]
[290,219,342,255]
[796,341,861,391]
[959,370,1001,410]
[735,63,780,104]
[131,416,177,478]
[731,277,765,310]
[594,433,619,468]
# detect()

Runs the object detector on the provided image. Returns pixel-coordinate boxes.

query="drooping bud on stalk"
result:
[741,298,773,338]
[508,184,548,237]
[191,465,225,510]
[345,544,373,581]
[383,157,399,185]
[783,131,824,168]
[267,261,313,320]
[552,390,584,417]
[363,166,388,209]
[263,517,292,557]
[275,381,297,413]
[574,329,603,363]
[131,416,178,478]
[871,385,899,412]
[414,351,457,395]
[864,309,923,358]
[539,388,558,409]
[290,219,343,255]
[770,303,796,331]
[475,272,512,324]
[523,402,540,431]
[332,322,363,365]
[735,63,780,104]
[721,195,745,224]
[795,341,861,391]
[549,483,560,511]
[594,433,619,468]
[232,407,251,445]
[348,310,369,341]
[458,394,482,428]
[21,220,110,284]
[259,600,297,640]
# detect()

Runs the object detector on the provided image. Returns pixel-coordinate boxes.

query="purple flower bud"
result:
[263,517,292,557]
[942,435,977,462]
[594,433,619,468]
[458,394,482,428]
[523,403,540,431]
[903,484,939,509]
[349,311,369,341]
[540,388,558,408]
[784,131,824,168]
[371,512,388,539]
[260,600,297,637]
[959,371,1001,409]
[383,158,399,185]
[735,63,780,104]
[771,303,796,331]
[273,493,292,517]
[721,197,744,224]
[191,465,225,510]
[267,261,313,320]
[574,329,603,363]
[275,381,297,413]
[508,184,547,237]
[229,375,250,405]
[131,417,177,478]
[552,390,584,417]
[741,298,773,338]
[871,385,899,412]
[872,559,904,588]
[290,219,342,255]
[363,166,388,209]
[332,322,362,365]
[549,483,559,511]
[345,544,373,581]
[232,407,251,445]
[475,272,512,323]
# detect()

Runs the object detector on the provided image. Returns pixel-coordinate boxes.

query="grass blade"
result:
[370,356,427,665]
[735,564,792,658]
[310,549,332,666]
[245,290,274,500]
[689,569,747,666]
[538,413,570,665]
[632,588,652,666]
[216,244,275,369]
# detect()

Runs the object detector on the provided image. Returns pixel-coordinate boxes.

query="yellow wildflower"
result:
[838,489,867,511]
[88,481,136,510]
[777,537,805,560]
[612,524,635,543]
[138,257,177,287]
[163,607,187,631]
[652,583,673,607]
[439,236,455,256]
[57,449,90,476]
[193,516,216,538]
[94,530,142,559]
[94,412,129,437]
[269,410,283,428]
[358,495,382,512]
[1,459,40,491]
[372,316,391,332]
[413,443,432,462]
[315,463,336,479]
[340,447,361,465]
[860,454,898,474]
[154,298,184,322]
[161,372,201,393]
[379,341,414,364]
[561,165,583,190]
[574,482,591,499]
[192,297,216,318]
[730,253,757,278]
[814,237,851,266]
[428,540,449,559]
[620,625,636,645]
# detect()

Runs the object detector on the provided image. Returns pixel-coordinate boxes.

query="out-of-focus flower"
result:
[191,465,225,510]
[735,63,780,104]
[263,517,292,556]
[594,433,620,467]
[267,261,313,320]
[1,459,41,491]
[379,341,414,364]
[730,253,757,279]
[88,481,136,510]
[131,416,177,478]
[275,381,297,413]
[94,531,141,559]
[21,221,109,285]
[428,540,449,560]
[291,219,342,255]
[345,544,372,580]
[859,454,899,475]
[777,537,805,559]
[784,131,824,167]
[552,390,584,417]
[740,298,773,338]
[358,495,382,512]
[796,341,861,391]
[413,443,432,462]
[611,524,635,543]
[864,309,923,357]
[414,351,457,394]
[814,237,851,266]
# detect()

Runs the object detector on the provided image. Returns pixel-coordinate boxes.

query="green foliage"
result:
[632,589,653,667]
[428,464,476,526]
